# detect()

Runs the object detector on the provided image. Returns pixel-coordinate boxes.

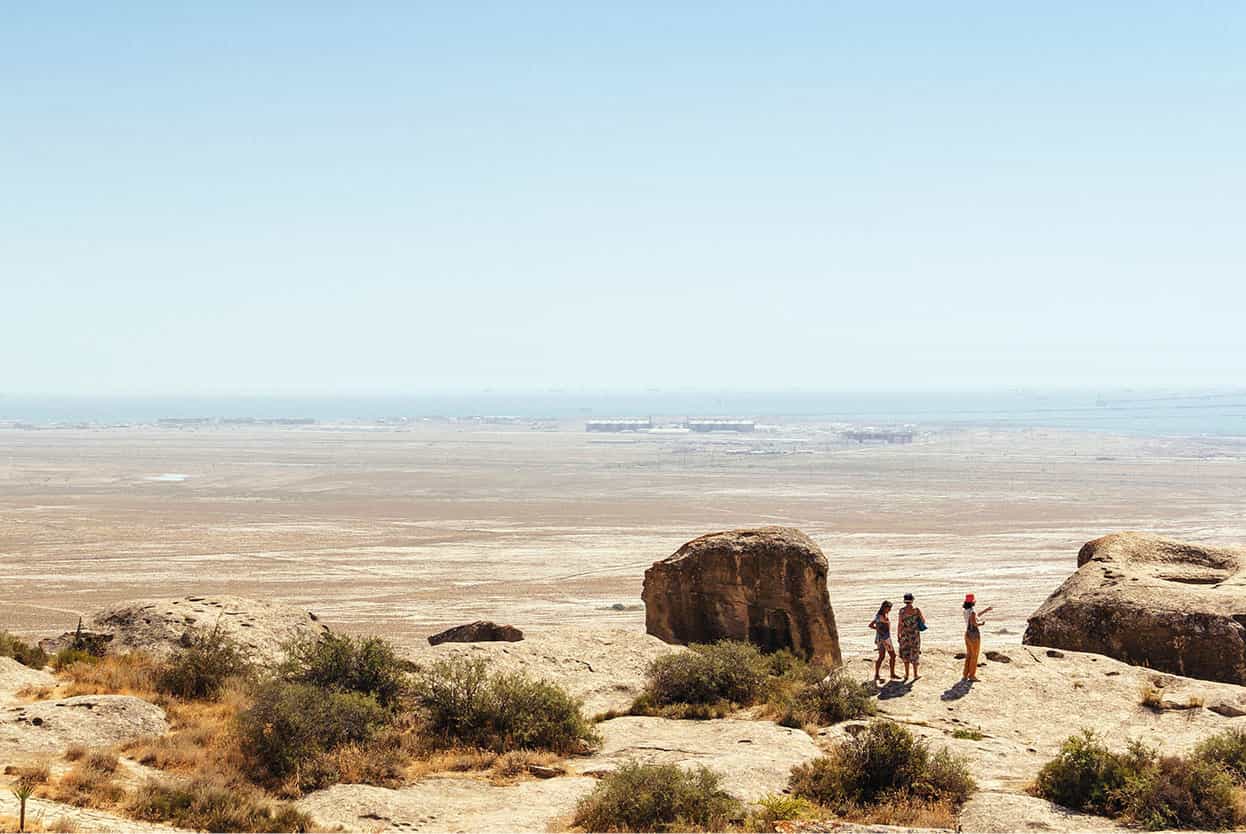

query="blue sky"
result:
[3,3,1244,394]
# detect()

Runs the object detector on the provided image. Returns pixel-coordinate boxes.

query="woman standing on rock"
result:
[897,592,926,680]
[962,594,992,682]
[869,600,898,684]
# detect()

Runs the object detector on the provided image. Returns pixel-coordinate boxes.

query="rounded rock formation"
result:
[1023,532,1246,684]
[642,526,841,665]
[427,620,523,646]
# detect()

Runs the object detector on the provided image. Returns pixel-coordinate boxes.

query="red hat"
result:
[964,593,975,603]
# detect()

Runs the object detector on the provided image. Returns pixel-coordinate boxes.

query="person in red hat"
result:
[961,593,993,682]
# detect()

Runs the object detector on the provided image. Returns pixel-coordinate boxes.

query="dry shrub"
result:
[790,720,974,815]
[16,685,55,701]
[45,816,79,833]
[414,656,598,754]
[642,642,768,708]
[0,631,49,669]
[307,726,419,791]
[57,653,159,698]
[127,777,312,833]
[744,793,819,832]
[491,749,562,780]
[572,761,743,832]
[155,627,253,700]
[45,757,126,809]
[63,745,87,762]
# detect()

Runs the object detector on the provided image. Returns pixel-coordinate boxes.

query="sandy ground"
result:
[1,422,1244,654]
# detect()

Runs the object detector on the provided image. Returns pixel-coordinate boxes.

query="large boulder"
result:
[40,595,329,666]
[642,527,841,665]
[1023,532,1246,684]
[427,620,523,646]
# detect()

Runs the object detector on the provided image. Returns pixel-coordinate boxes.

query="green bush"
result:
[572,761,742,832]
[414,656,598,754]
[156,627,253,700]
[280,632,411,709]
[1031,731,1138,817]
[0,631,49,669]
[746,793,818,831]
[1194,727,1246,783]
[52,647,99,671]
[644,641,768,707]
[1033,730,1245,830]
[790,720,975,811]
[1123,755,1241,831]
[791,669,876,726]
[237,680,387,782]
[128,777,312,832]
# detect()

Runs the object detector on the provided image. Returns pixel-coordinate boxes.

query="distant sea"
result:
[2,390,1245,437]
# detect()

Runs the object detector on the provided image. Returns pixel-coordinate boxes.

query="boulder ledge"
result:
[642,527,841,664]
[427,621,524,646]
[1023,532,1246,684]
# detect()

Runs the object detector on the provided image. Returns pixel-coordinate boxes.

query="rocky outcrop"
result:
[40,595,329,665]
[408,627,677,715]
[0,695,167,757]
[427,621,523,646]
[571,716,822,801]
[642,527,841,664]
[0,657,56,705]
[1023,532,1246,683]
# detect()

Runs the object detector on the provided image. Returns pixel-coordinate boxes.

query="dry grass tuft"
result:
[491,749,563,781]
[836,795,959,828]
[405,748,498,780]
[57,653,159,699]
[43,757,127,810]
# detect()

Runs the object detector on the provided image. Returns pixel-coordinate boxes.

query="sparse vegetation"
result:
[127,777,312,833]
[57,652,158,698]
[642,641,769,708]
[156,627,253,700]
[1195,727,1246,783]
[45,752,126,809]
[413,656,598,754]
[0,632,48,670]
[572,761,743,832]
[236,680,388,785]
[633,642,873,729]
[279,632,411,710]
[952,727,984,740]
[789,720,975,822]
[1032,729,1246,830]
[744,793,818,832]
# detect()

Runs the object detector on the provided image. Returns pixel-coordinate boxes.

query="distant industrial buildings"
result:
[585,417,755,433]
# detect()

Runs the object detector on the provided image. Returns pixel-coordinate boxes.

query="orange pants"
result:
[964,633,981,679]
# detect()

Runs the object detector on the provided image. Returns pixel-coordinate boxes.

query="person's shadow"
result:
[876,679,913,700]
[941,678,975,701]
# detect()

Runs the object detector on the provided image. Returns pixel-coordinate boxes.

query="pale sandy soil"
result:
[1,423,1243,653]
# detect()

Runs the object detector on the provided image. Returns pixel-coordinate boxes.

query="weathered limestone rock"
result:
[298,776,597,832]
[571,716,822,802]
[1023,532,1246,683]
[642,527,841,664]
[40,595,329,665]
[427,620,524,646]
[0,695,167,757]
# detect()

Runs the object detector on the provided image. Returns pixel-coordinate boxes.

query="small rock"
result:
[1046,649,1065,658]
[985,651,1012,663]
[527,764,564,779]
[1210,701,1246,718]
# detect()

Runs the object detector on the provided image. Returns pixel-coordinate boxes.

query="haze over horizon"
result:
[5,4,1245,396]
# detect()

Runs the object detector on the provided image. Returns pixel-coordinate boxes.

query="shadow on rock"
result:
[941,679,975,701]
[877,680,913,700]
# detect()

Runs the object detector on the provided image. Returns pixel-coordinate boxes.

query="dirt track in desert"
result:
[2,423,1243,654]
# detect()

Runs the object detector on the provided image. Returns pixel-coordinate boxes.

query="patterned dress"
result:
[897,606,922,662]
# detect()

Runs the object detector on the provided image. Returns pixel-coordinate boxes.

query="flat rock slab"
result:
[0,656,55,705]
[959,791,1125,832]
[571,715,822,801]
[298,776,597,832]
[45,595,329,665]
[0,695,167,757]
[405,627,679,715]
[842,646,1246,792]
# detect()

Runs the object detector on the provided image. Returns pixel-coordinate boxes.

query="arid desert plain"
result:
[3,421,1243,654]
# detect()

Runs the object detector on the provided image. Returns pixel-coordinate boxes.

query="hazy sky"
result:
[4,3,1244,395]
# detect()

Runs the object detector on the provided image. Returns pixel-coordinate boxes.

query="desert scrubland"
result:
[2,422,1242,652]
